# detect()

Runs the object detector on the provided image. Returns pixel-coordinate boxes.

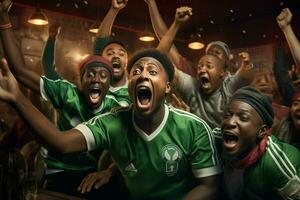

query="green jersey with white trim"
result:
[40,76,123,171]
[108,83,131,107]
[75,104,222,200]
[243,135,300,199]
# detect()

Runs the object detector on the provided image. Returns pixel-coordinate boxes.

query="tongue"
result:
[224,139,237,149]
[90,92,100,104]
[140,96,150,105]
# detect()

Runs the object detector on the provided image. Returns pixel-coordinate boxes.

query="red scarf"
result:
[232,129,272,169]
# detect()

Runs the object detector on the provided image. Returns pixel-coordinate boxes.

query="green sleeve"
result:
[42,37,61,80]
[40,76,74,108]
[190,119,222,177]
[75,113,113,151]
[266,137,300,189]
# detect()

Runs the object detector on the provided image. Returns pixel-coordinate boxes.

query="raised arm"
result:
[273,47,295,106]
[234,52,254,84]
[96,0,128,37]
[0,59,86,153]
[146,0,190,71]
[41,22,61,80]
[277,8,300,69]
[0,0,40,93]
[157,6,192,53]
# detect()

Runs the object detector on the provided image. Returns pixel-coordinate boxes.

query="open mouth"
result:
[89,88,101,104]
[223,131,239,150]
[294,113,300,120]
[111,57,121,69]
[199,76,210,88]
[137,86,152,106]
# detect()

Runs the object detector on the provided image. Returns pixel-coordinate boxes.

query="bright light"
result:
[89,28,98,34]
[28,18,48,25]
[27,9,48,26]
[139,34,155,42]
[188,41,204,50]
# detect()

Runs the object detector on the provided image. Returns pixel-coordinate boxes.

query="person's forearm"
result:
[42,37,61,80]
[274,48,295,106]
[157,21,181,54]
[13,92,84,153]
[0,15,40,92]
[96,8,119,37]
[147,0,181,66]
[282,25,300,69]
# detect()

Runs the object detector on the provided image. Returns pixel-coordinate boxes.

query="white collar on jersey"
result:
[132,104,169,142]
[91,101,104,114]
[109,80,128,92]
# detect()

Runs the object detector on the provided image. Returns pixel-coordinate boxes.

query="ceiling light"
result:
[139,31,155,42]
[89,22,98,33]
[188,34,204,50]
[27,8,48,25]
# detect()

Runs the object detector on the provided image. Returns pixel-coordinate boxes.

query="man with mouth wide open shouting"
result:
[0,32,222,200]
[221,86,300,200]
[0,0,128,198]
[41,0,131,107]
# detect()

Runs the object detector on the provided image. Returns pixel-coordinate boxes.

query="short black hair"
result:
[127,48,174,81]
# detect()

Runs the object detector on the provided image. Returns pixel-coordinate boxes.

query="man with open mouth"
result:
[0,1,129,197]
[40,0,131,107]
[221,86,300,200]
[153,0,254,137]
[93,0,131,107]
[0,46,222,199]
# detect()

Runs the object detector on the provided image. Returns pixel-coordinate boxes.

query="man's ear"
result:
[258,125,268,139]
[166,81,171,94]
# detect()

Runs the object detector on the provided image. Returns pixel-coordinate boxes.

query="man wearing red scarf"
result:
[221,86,300,200]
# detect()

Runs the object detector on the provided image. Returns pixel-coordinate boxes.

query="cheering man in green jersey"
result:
[221,86,300,200]
[0,1,128,197]
[41,0,131,107]
[0,46,222,199]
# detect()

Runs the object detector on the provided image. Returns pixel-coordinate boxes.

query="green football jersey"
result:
[40,76,124,171]
[75,104,222,200]
[108,83,131,107]
[243,135,300,199]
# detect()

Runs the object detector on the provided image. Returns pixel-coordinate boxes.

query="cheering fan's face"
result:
[102,43,128,82]
[81,66,110,109]
[128,57,170,117]
[221,100,263,161]
[197,54,225,95]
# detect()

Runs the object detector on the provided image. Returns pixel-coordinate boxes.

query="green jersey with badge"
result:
[75,104,222,200]
[243,135,300,199]
[40,76,123,171]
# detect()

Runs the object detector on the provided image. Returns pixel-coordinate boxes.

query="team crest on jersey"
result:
[162,144,182,176]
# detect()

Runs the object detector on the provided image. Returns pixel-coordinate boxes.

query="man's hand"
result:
[277,8,292,30]
[0,58,20,103]
[48,22,61,39]
[175,6,192,24]
[77,169,113,193]
[112,0,128,10]
[0,0,12,13]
